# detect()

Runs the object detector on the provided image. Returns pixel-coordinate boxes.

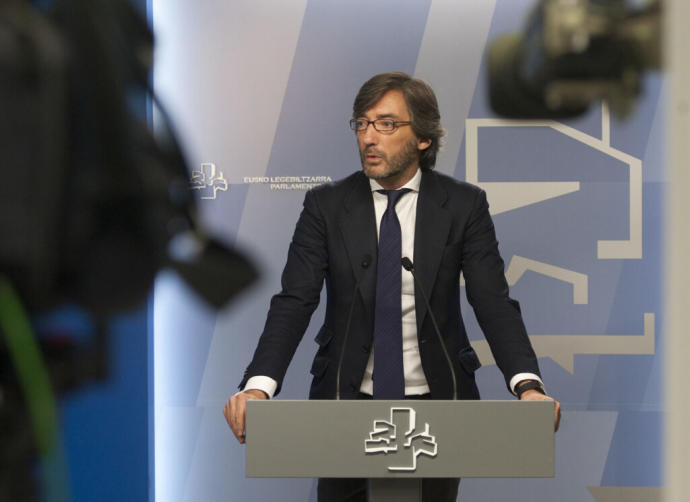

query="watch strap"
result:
[516,380,546,399]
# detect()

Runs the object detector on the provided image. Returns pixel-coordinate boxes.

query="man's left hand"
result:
[520,389,561,431]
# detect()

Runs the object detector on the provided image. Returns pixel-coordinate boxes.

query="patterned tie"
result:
[373,188,410,399]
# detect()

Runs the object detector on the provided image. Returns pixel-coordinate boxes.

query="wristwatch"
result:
[516,379,546,399]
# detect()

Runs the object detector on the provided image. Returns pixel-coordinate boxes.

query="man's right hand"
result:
[223,389,268,444]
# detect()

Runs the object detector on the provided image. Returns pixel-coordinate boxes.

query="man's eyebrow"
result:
[375,113,401,119]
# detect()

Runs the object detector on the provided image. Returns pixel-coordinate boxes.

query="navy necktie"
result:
[373,188,410,399]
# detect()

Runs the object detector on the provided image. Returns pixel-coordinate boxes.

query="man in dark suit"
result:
[224,72,560,501]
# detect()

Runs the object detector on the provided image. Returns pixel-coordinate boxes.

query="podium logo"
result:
[364,407,438,472]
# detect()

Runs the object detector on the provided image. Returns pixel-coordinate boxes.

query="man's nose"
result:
[360,123,379,144]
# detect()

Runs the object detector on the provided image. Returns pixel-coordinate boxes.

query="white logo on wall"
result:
[464,103,655,372]
[364,407,438,472]
[190,162,228,199]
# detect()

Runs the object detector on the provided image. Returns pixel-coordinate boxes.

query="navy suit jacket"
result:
[240,168,540,399]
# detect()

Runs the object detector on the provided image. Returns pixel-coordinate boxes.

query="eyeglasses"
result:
[349,118,412,134]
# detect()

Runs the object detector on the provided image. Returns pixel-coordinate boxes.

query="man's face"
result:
[355,90,430,188]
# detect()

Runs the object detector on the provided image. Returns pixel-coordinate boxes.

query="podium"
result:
[246,400,554,502]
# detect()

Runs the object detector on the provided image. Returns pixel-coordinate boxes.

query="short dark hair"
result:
[353,72,445,170]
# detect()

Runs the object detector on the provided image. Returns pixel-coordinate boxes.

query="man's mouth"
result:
[365,149,383,161]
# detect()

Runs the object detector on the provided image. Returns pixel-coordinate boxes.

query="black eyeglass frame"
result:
[349,118,412,134]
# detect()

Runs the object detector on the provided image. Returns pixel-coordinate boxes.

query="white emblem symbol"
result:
[190,162,228,199]
[364,407,438,472]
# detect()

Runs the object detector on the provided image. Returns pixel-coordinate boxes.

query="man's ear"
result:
[417,138,432,151]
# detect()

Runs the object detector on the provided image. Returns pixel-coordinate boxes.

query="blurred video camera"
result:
[0,1,258,497]
[488,0,661,119]
[0,0,256,317]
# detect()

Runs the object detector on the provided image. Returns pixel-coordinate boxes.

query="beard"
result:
[360,137,419,181]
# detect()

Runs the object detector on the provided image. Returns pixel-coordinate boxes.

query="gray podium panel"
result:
[246,400,554,478]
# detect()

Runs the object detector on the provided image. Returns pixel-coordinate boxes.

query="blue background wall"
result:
[60,307,149,501]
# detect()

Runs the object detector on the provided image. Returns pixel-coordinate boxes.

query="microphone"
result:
[401,257,457,400]
[335,254,371,400]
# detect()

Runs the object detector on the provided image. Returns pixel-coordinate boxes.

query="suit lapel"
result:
[413,170,451,332]
[338,173,378,326]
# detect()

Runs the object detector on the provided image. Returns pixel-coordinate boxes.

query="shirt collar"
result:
[368,167,422,193]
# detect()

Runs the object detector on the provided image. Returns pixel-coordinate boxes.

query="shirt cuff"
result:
[509,373,544,396]
[243,376,278,399]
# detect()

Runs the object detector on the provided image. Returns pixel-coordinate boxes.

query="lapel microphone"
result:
[402,257,457,400]
[335,254,371,400]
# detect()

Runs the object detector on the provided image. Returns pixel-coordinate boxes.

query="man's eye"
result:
[356,120,368,129]
[378,120,395,128]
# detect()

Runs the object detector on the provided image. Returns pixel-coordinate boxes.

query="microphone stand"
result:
[335,255,371,400]
[402,257,457,400]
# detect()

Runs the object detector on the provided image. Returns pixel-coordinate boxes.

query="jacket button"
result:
[419,338,427,344]
[361,344,370,353]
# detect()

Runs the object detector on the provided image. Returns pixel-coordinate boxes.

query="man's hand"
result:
[223,389,268,444]
[519,389,562,431]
